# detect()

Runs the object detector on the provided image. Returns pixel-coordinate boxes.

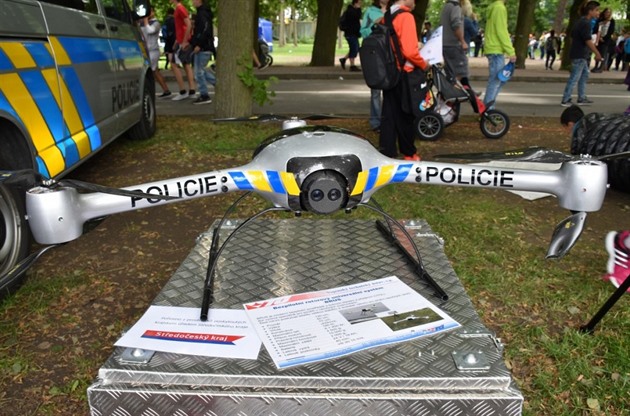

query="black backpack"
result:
[338,9,349,32]
[359,9,405,90]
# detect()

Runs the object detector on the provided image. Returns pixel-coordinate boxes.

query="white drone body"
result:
[24,125,608,258]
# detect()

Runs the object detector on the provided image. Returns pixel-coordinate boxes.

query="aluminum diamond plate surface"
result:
[88,219,523,415]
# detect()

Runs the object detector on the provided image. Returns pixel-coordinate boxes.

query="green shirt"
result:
[484,0,515,56]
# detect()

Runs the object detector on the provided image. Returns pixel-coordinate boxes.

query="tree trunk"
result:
[413,0,429,40]
[291,8,298,46]
[279,0,286,47]
[215,0,255,118]
[513,0,536,69]
[553,0,569,33]
[311,0,343,66]
[560,0,583,70]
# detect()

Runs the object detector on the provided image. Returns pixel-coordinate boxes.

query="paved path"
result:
[157,56,629,118]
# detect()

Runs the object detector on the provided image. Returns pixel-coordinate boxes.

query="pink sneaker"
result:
[602,231,630,291]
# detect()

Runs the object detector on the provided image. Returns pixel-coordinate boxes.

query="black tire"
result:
[571,114,630,192]
[127,76,156,141]
[480,109,510,139]
[0,183,30,300]
[266,54,273,67]
[415,111,444,141]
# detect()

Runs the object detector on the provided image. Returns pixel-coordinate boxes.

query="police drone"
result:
[2,116,623,318]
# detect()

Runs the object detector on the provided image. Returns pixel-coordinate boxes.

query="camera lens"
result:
[328,189,341,201]
[311,189,324,201]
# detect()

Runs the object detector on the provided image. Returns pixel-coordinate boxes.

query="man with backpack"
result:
[378,0,428,161]
[360,0,388,132]
[544,30,560,70]
[338,0,363,72]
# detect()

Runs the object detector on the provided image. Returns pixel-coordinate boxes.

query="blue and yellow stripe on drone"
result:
[228,164,412,196]
[229,170,301,195]
[351,164,413,195]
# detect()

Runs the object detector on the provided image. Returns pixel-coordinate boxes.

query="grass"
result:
[1,117,629,415]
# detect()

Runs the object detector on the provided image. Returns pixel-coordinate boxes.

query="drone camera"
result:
[286,155,363,214]
[300,170,349,214]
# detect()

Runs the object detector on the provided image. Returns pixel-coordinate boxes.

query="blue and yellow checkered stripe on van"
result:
[0,37,143,178]
[228,164,412,196]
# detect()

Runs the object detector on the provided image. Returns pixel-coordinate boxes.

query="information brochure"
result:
[244,276,460,369]
[115,306,262,360]
[420,26,443,65]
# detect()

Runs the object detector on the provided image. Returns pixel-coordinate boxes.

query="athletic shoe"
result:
[193,95,212,105]
[172,92,189,101]
[339,57,347,70]
[403,153,421,161]
[560,99,573,107]
[603,231,630,291]
[158,91,172,98]
[349,65,361,72]
[577,97,594,105]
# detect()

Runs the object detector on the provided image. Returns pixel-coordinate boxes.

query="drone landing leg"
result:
[375,219,448,301]
[579,274,630,334]
[200,226,221,321]
[199,201,289,321]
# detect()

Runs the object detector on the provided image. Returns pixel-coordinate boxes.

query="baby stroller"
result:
[412,63,510,141]
[257,37,273,69]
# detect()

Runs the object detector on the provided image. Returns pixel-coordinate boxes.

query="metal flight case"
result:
[88,219,523,416]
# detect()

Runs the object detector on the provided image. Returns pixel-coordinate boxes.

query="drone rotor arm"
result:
[401,160,608,213]
[25,167,251,245]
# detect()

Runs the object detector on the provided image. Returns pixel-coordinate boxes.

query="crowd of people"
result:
[137,0,218,105]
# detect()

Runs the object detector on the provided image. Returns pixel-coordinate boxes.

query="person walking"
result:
[379,0,428,161]
[339,0,363,72]
[482,0,516,109]
[544,29,559,70]
[161,8,175,74]
[592,8,615,72]
[169,0,196,101]
[440,0,470,87]
[140,9,171,97]
[360,0,388,132]
[462,1,479,58]
[190,0,216,105]
[561,1,602,106]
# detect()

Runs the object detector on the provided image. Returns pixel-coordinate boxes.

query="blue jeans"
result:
[370,88,382,129]
[562,59,589,102]
[193,51,216,97]
[345,35,359,58]
[484,54,506,109]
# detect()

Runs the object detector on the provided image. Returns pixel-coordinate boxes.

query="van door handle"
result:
[110,25,118,32]
[96,23,106,30]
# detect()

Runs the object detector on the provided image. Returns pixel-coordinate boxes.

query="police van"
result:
[0,0,155,296]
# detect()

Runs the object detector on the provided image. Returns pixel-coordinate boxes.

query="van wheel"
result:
[0,184,30,300]
[128,77,156,140]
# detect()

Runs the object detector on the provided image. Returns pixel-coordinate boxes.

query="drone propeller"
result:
[211,113,362,122]
[434,147,630,164]
[55,179,177,201]
[0,169,44,187]
[1,169,175,201]
[433,147,575,163]
[597,151,630,161]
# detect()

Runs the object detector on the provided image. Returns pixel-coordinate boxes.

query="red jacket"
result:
[391,5,428,72]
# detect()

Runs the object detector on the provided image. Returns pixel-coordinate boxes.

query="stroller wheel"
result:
[415,111,444,141]
[480,109,510,139]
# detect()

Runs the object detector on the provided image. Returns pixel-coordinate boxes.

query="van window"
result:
[101,0,132,23]
[41,0,98,14]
